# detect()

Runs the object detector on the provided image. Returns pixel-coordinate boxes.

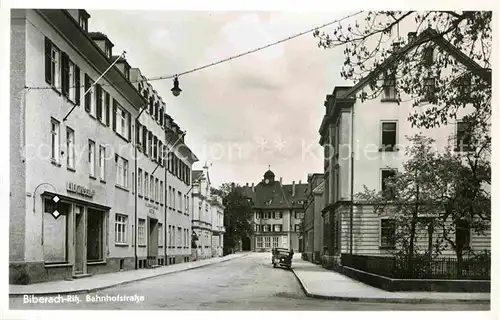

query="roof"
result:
[237,181,308,210]
[342,28,491,100]
[312,181,325,194]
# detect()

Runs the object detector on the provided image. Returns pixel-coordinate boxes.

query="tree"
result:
[217,183,254,253]
[357,134,490,278]
[313,11,491,135]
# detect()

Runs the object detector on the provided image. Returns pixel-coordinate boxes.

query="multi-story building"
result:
[238,169,307,252]
[302,173,324,263]
[191,165,213,259]
[209,194,225,257]
[9,9,197,284]
[318,29,491,266]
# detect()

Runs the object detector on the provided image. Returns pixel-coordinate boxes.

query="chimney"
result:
[246,183,249,187]
[252,183,255,192]
[299,180,301,185]
[408,32,417,43]
[292,181,296,197]
[280,177,283,185]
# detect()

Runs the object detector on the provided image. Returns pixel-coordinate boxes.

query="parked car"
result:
[271,247,293,269]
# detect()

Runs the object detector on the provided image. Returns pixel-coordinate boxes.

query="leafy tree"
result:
[216,183,254,253]
[313,11,491,135]
[358,134,490,277]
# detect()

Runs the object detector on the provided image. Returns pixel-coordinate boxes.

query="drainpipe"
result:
[349,104,355,255]
[164,129,168,265]
[134,107,146,270]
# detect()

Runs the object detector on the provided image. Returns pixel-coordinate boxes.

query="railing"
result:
[341,254,490,280]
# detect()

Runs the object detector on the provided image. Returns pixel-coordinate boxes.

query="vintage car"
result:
[271,247,293,269]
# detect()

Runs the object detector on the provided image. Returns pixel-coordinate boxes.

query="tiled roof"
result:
[236,180,308,210]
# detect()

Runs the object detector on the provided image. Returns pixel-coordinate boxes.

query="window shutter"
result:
[61,52,69,96]
[136,122,141,146]
[96,84,102,121]
[45,37,52,85]
[84,74,91,112]
[75,66,81,105]
[112,99,117,132]
[128,112,132,141]
[105,92,110,126]
[142,125,147,154]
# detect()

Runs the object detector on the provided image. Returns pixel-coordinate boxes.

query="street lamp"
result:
[171,76,182,97]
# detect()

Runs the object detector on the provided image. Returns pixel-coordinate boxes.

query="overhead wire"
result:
[26,11,363,91]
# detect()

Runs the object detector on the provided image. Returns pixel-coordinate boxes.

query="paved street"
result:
[9,253,490,311]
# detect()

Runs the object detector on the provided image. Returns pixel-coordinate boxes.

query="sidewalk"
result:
[10,252,249,296]
[291,257,490,304]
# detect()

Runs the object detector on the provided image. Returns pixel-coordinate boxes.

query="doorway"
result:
[242,237,251,251]
[147,218,158,262]
[74,205,85,275]
[87,208,104,262]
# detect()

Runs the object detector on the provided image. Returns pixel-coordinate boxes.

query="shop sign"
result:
[66,182,95,198]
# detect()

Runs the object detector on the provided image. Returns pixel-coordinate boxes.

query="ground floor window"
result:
[380,218,396,248]
[43,199,70,263]
[138,219,146,245]
[264,236,271,248]
[158,223,163,247]
[115,214,127,244]
[87,208,105,261]
[256,237,263,248]
[272,236,279,248]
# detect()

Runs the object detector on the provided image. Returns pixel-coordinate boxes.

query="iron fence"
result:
[341,254,490,280]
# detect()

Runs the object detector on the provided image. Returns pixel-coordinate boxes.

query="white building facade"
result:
[9,9,197,284]
[209,194,225,257]
[319,31,491,264]
[191,166,213,259]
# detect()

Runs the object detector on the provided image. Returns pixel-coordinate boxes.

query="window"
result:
[295,212,304,219]
[255,225,261,232]
[99,145,106,181]
[424,77,436,101]
[160,181,164,205]
[67,60,76,101]
[381,122,397,151]
[150,175,154,201]
[138,219,146,245]
[115,155,129,188]
[456,121,472,151]
[186,195,189,214]
[273,224,282,232]
[178,191,182,212]
[115,105,129,138]
[423,46,434,67]
[155,178,159,202]
[43,200,69,263]
[96,85,105,123]
[380,219,396,248]
[115,214,127,244]
[138,168,143,196]
[84,75,96,117]
[256,212,262,220]
[50,118,60,162]
[78,11,88,31]
[456,219,471,249]
[177,227,182,247]
[256,237,263,248]
[144,172,149,199]
[105,45,112,58]
[294,224,301,232]
[148,131,153,158]
[272,236,279,248]
[383,73,397,100]
[263,212,271,219]
[51,44,61,89]
[66,127,74,169]
[381,169,397,198]
[264,236,271,248]
[124,68,130,81]
[158,223,163,247]
[168,186,172,207]
[88,140,95,177]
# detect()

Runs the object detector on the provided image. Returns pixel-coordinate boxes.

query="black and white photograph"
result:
[3,1,496,317]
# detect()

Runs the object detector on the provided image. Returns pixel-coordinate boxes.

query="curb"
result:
[10,253,250,297]
[291,268,490,305]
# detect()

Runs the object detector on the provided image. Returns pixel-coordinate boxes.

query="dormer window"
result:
[124,68,130,81]
[78,10,89,32]
[382,72,397,101]
[105,45,112,59]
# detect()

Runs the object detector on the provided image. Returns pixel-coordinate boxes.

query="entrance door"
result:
[87,208,104,262]
[148,218,158,264]
[74,205,85,274]
[242,237,251,251]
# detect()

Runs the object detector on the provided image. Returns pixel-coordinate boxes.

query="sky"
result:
[87,10,357,188]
